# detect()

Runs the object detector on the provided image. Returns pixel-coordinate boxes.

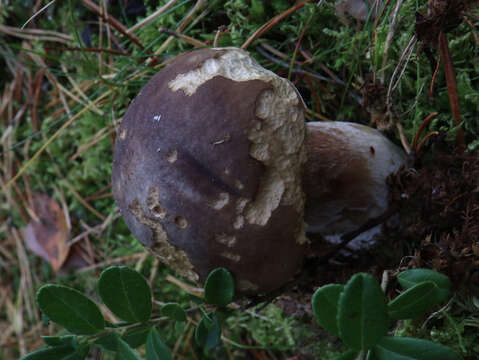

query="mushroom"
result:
[112,47,405,296]
[303,121,406,250]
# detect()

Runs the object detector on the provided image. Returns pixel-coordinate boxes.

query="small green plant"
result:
[22,266,463,359]
[311,269,461,360]
[22,266,235,359]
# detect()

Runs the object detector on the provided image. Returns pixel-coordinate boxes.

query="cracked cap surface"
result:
[112,47,308,295]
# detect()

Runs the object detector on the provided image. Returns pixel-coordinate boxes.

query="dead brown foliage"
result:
[390,147,479,295]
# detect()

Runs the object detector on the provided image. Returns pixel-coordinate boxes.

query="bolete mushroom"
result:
[112,47,405,296]
[303,121,406,250]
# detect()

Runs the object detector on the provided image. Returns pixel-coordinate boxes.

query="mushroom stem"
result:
[303,121,406,250]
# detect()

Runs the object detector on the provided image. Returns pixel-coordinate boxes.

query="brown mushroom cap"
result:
[303,121,407,249]
[112,48,308,295]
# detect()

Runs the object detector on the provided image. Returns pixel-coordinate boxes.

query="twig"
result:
[45,46,130,56]
[165,274,204,298]
[260,43,291,61]
[464,17,479,45]
[173,320,192,356]
[63,181,105,221]
[84,183,112,201]
[11,228,37,324]
[396,121,411,154]
[241,1,313,49]
[305,107,331,122]
[213,26,229,47]
[21,0,57,29]
[421,296,454,330]
[0,24,72,41]
[150,0,207,59]
[31,69,43,131]
[380,0,405,83]
[415,131,439,153]
[69,124,114,161]
[62,63,105,115]
[69,211,120,246]
[0,24,72,44]
[386,35,417,113]
[82,0,163,66]
[438,32,465,151]
[127,0,178,34]
[76,252,147,273]
[288,11,314,80]
[257,46,362,104]
[158,27,207,48]
[256,46,346,86]
[372,0,393,38]
[429,55,441,97]
[412,112,438,150]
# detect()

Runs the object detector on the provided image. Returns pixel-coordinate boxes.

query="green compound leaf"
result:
[70,345,90,360]
[64,345,90,360]
[146,327,174,360]
[116,337,142,360]
[36,284,104,335]
[19,346,74,360]
[397,269,451,303]
[161,303,187,322]
[204,268,235,307]
[175,321,186,335]
[312,284,344,337]
[338,273,389,350]
[122,326,151,349]
[98,266,152,323]
[20,344,89,360]
[195,312,221,350]
[388,281,441,319]
[94,332,119,352]
[374,336,462,360]
[42,335,77,347]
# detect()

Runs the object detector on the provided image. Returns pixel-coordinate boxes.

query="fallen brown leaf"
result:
[23,193,70,272]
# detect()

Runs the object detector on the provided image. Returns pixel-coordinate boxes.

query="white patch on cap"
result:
[235,179,244,190]
[146,186,167,219]
[168,48,307,244]
[168,48,273,96]
[215,234,236,247]
[165,150,178,163]
[220,252,241,262]
[244,176,285,225]
[233,216,244,230]
[129,190,198,282]
[209,192,230,210]
[233,198,249,229]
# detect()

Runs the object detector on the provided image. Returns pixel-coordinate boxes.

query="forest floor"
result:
[0,0,478,359]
